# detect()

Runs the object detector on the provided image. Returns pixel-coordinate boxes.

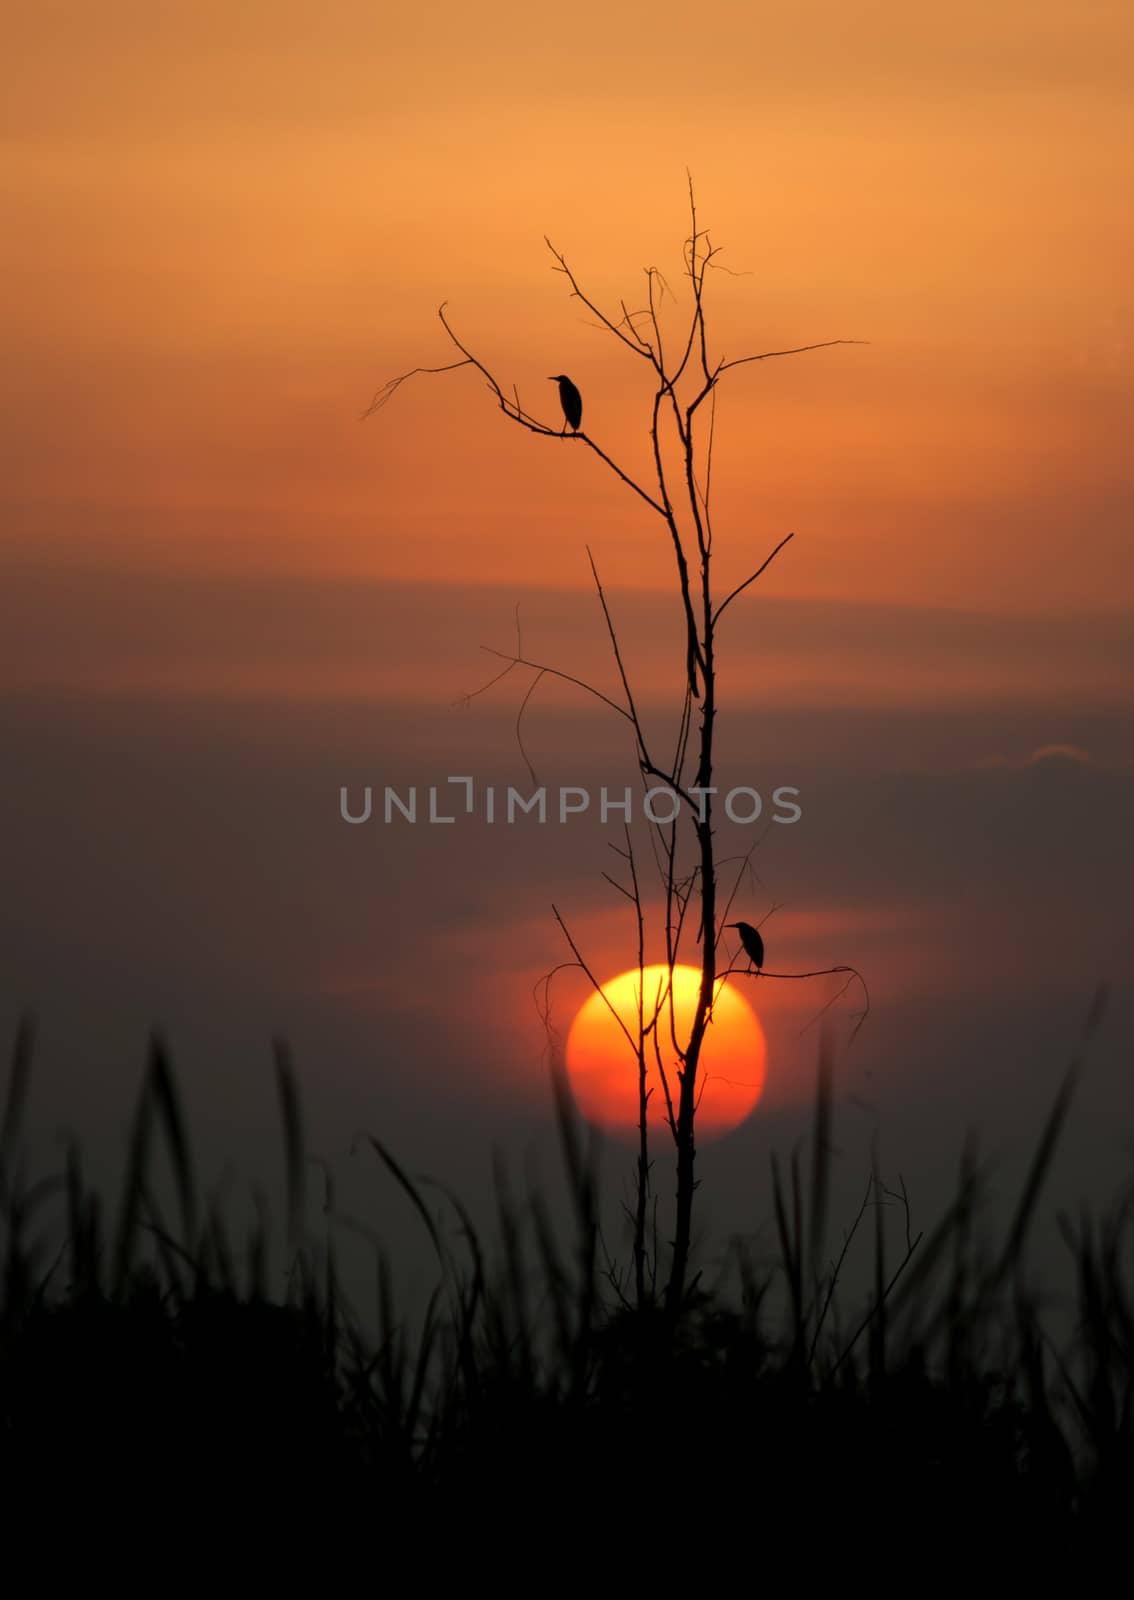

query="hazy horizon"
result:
[3,1,1132,1312]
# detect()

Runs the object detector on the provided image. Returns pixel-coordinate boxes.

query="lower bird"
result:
[548,373,582,434]
[726,921,764,972]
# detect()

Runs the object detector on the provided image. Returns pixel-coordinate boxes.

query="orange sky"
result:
[4,0,1133,665]
[4,3,1134,1283]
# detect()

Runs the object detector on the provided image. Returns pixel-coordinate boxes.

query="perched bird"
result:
[726,921,764,972]
[548,373,583,434]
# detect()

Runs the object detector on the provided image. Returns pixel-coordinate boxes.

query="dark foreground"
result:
[1,1024,1130,1557]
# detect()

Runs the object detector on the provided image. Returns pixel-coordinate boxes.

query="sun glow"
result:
[565,964,766,1141]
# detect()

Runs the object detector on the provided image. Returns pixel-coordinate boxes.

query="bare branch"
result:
[552,905,640,1060]
[545,237,657,363]
[472,646,631,726]
[807,1174,874,1368]
[646,384,707,697]
[719,338,869,374]
[797,970,868,1039]
[583,548,706,810]
[512,669,547,788]
[724,961,872,1041]
[617,300,656,354]
[360,359,472,420]
[704,258,754,279]
[829,1222,924,1379]
[452,651,521,710]
[585,546,650,760]
[434,302,672,515]
[712,533,795,626]
[700,388,718,529]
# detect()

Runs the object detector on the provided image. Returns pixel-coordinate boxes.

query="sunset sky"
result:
[2,2,1132,1285]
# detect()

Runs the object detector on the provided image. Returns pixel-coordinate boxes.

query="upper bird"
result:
[548,374,582,434]
[726,921,765,973]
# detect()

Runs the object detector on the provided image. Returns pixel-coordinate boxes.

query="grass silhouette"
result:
[0,1010,1129,1550]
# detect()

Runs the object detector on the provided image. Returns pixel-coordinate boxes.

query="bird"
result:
[548,373,582,434]
[726,921,764,973]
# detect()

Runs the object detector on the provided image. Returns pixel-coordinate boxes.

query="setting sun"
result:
[565,964,766,1141]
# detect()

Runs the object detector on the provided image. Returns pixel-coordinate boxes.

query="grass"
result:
[0,1005,1130,1552]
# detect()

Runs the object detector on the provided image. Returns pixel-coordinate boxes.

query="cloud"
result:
[4,568,1133,717]
[1026,742,1092,766]
[976,742,1095,771]
[974,742,1094,771]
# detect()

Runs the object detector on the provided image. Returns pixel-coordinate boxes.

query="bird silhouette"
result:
[548,374,582,434]
[726,921,764,972]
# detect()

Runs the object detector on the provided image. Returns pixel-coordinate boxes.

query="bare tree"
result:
[369,179,868,1321]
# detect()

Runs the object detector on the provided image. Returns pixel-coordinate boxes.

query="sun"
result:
[564,964,766,1141]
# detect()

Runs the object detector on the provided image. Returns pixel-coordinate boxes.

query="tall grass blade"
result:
[274,1039,306,1257]
[1,1014,34,1161]
[111,1044,156,1296]
[771,1152,802,1344]
[992,986,1106,1286]
[147,1036,197,1248]
[807,1031,833,1301]
[870,1137,886,1381]
[366,1136,444,1269]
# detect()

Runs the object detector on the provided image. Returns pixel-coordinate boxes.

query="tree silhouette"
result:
[370,177,869,1318]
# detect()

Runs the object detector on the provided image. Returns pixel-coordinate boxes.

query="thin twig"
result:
[718,339,869,374]
[713,533,795,626]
